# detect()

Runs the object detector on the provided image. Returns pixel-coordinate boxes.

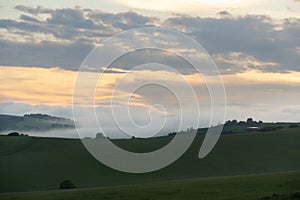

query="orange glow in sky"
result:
[1,66,300,107]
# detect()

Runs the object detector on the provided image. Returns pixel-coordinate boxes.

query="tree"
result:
[238,121,246,125]
[225,119,238,125]
[247,118,253,124]
[95,132,105,139]
[168,132,177,136]
[8,132,20,136]
[232,119,238,124]
[59,180,76,189]
[187,127,194,132]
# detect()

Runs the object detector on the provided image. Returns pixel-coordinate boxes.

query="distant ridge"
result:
[0,113,75,133]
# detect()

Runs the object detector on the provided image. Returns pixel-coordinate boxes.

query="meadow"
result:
[0,127,299,199]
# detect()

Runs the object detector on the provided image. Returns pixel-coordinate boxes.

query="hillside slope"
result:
[0,127,299,193]
[0,114,75,133]
[1,171,300,200]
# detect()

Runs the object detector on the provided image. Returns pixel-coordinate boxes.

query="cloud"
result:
[164,14,300,73]
[13,6,156,39]
[1,65,299,108]
[14,5,48,15]
[19,14,40,23]
[213,52,278,73]
[1,5,299,138]
[89,10,157,30]
[0,6,299,74]
[217,10,231,16]
[1,66,300,138]
[0,39,94,70]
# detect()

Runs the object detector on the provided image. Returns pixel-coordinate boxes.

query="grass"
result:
[0,127,299,195]
[0,171,299,200]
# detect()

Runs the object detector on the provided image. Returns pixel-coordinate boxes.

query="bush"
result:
[59,180,76,189]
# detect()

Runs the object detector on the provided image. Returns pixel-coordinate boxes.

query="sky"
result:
[0,0,299,138]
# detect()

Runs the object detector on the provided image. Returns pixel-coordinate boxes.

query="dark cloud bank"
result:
[0,6,299,73]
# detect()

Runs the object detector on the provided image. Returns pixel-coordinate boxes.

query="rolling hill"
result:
[0,127,299,194]
[1,171,299,200]
[0,114,75,133]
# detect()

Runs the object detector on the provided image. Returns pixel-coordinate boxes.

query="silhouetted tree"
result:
[232,119,238,124]
[247,118,253,124]
[238,121,246,125]
[8,132,20,136]
[168,132,177,136]
[95,132,105,139]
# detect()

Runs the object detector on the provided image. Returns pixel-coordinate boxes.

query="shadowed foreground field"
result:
[0,127,299,199]
[0,171,299,200]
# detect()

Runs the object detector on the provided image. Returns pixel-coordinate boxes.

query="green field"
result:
[0,127,299,199]
[1,171,300,200]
